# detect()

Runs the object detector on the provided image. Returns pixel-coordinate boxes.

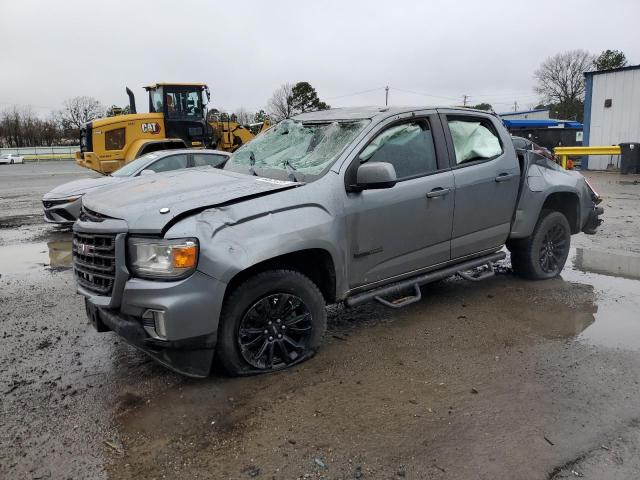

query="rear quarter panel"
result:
[510,163,588,239]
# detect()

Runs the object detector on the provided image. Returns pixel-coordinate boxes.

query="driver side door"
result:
[343,114,454,290]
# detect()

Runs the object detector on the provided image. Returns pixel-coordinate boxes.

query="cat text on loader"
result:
[76,83,211,174]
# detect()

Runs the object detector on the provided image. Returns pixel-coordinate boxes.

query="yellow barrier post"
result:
[553,146,621,170]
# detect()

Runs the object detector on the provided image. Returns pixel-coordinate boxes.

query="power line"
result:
[324,87,386,101]
[390,88,460,101]
[466,91,539,99]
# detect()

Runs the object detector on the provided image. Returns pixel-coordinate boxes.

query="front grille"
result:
[73,232,117,295]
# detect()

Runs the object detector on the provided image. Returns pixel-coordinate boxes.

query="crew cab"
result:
[73,107,603,377]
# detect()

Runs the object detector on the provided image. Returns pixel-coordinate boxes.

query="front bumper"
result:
[582,205,604,235]
[86,299,218,377]
[74,219,228,377]
[81,270,227,377]
[43,196,82,224]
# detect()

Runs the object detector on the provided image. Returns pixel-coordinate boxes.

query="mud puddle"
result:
[0,235,72,274]
[558,248,640,351]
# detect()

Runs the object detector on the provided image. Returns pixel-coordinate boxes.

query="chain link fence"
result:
[0,146,79,161]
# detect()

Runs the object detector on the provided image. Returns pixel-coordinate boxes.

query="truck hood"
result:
[81,168,299,233]
[43,176,122,199]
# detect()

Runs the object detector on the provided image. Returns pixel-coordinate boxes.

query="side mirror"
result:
[355,162,397,190]
[139,169,156,176]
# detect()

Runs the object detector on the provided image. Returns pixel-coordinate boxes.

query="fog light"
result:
[142,309,167,340]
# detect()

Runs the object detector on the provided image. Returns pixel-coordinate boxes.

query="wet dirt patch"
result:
[0,214,42,229]
[101,247,640,479]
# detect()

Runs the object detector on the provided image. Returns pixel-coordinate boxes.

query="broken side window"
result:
[448,118,503,164]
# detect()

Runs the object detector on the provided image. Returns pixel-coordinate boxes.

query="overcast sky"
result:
[1,0,639,117]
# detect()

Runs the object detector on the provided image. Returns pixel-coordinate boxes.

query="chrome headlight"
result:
[127,237,199,279]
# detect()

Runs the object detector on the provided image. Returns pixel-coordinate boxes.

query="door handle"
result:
[495,173,516,182]
[426,187,450,198]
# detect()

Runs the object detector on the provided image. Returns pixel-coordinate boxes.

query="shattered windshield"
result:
[224,119,368,181]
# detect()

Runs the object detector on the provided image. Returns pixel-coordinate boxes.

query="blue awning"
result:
[503,119,583,129]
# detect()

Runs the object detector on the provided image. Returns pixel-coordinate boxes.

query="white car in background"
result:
[0,153,24,164]
[42,149,230,225]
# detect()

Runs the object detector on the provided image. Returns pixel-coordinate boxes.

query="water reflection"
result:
[47,240,72,269]
[561,248,640,351]
[573,248,640,280]
[0,235,71,274]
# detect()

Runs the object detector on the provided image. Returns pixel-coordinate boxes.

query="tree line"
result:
[0,96,105,148]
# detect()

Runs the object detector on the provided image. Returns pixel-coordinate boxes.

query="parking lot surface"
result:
[2,161,640,479]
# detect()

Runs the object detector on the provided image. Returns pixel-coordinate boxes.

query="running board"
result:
[345,251,506,308]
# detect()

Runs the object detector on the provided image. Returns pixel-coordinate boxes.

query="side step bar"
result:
[345,251,506,308]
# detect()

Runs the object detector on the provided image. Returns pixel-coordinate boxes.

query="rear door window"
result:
[192,153,228,168]
[146,154,189,173]
[447,117,503,165]
[359,121,439,180]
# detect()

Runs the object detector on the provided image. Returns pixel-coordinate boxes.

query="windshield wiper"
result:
[283,159,298,182]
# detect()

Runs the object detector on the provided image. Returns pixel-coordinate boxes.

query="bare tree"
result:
[234,107,252,125]
[267,83,293,122]
[534,50,595,107]
[60,96,105,131]
[0,106,65,147]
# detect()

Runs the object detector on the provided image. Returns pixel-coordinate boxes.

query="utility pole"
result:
[462,94,468,106]
[513,100,518,112]
[385,86,389,106]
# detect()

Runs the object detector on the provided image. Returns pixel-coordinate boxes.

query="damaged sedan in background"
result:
[42,149,229,224]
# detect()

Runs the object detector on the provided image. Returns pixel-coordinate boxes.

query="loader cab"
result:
[145,83,211,147]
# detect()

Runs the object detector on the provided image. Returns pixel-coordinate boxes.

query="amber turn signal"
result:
[172,245,198,269]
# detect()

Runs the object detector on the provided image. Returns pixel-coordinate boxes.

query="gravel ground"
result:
[1,162,640,479]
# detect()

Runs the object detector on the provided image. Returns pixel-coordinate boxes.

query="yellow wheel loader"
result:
[76,83,211,174]
[208,113,271,152]
[76,83,271,174]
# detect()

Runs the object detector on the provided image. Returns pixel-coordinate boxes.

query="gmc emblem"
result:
[141,122,161,134]
[77,243,93,256]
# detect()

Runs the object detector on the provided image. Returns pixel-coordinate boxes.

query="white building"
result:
[583,65,640,170]
[499,108,550,120]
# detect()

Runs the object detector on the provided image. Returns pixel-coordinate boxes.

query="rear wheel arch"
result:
[539,191,581,234]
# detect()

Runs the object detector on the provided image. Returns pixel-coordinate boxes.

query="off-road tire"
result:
[216,269,327,376]
[510,210,571,280]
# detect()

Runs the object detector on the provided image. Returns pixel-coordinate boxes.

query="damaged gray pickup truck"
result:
[73,107,603,377]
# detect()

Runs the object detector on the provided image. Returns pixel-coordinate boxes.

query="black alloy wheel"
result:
[238,293,313,370]
[538,223,568,274]
[216,269,327,376]
[509,210,572,280]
